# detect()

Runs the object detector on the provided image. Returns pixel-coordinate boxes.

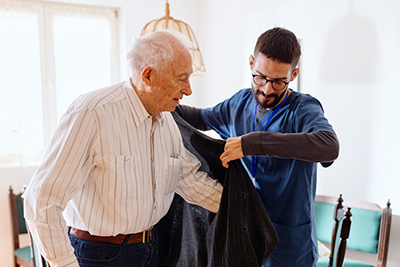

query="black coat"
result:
[157,112,278,267]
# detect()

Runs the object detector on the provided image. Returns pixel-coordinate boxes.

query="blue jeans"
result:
[68,231,159,267]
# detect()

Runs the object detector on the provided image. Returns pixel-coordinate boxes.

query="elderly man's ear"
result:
[141,66,153,86]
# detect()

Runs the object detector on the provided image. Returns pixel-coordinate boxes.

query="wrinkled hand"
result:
[220,137,244,168]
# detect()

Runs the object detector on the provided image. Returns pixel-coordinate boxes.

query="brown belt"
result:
[69,227,155,245]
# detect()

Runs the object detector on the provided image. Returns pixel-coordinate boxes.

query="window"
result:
[0,1,119,167]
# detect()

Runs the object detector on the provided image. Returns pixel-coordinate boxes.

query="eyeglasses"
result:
[252,74,289,90]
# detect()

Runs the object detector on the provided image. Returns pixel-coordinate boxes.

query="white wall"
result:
[1,0,400,266]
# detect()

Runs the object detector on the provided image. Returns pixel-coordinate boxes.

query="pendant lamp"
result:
[140,0,206,73]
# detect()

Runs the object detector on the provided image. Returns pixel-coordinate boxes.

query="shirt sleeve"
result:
[175,144,223,213]
[241,130,339,163]
[24,105,98,267]
[241,95,339,165]
[200,90,251,140]
[174,105,211,131]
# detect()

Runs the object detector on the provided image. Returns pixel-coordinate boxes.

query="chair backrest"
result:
[343,198,392,267]
[332,207,352,267]
[9,186,28,251]
[9,185,32,267]
[316,195,392,267]
[315,194,344,267]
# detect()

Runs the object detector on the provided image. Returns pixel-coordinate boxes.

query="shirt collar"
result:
[123,80,164,127]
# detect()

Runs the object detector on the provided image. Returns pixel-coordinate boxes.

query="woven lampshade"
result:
[140,0,206,73]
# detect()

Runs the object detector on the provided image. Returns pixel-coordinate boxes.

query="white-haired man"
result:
[24,31,222,267]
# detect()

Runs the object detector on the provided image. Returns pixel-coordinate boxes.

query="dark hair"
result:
[254,27,301,72]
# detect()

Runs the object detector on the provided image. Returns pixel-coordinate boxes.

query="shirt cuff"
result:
[48,254,79,267]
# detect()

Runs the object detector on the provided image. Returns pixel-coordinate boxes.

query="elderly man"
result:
[24,31,222,267]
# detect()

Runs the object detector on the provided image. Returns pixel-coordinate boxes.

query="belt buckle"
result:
[142,228,154,243]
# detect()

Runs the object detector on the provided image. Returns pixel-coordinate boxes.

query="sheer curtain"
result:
[0,1,119,167]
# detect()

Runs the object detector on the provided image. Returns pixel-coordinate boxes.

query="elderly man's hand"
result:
[220,137,244,168]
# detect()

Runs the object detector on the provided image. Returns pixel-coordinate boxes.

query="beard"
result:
[252,85,287,109]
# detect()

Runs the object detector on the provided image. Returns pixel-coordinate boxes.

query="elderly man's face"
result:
[149,49,193,114]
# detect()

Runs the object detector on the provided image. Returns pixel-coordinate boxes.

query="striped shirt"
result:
[24,81,223,267]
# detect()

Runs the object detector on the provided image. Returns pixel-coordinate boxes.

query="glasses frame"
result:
[252,74,289,90]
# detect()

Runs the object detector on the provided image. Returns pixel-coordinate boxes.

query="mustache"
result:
[257,90,277,98]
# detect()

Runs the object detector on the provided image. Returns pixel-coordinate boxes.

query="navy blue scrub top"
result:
[201,88,336,267]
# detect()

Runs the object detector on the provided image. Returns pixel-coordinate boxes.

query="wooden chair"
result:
[315,195,392,267]
[315,194,352,267]
[332,207,352,267]
[341,198,392,267]
[9,185,32,267]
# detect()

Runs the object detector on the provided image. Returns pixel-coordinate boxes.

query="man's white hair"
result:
[127,30,194,76]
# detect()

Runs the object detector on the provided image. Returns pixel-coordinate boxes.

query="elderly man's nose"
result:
[182,82,192,96]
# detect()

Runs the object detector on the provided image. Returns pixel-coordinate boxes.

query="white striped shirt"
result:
[24,81,222,267]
